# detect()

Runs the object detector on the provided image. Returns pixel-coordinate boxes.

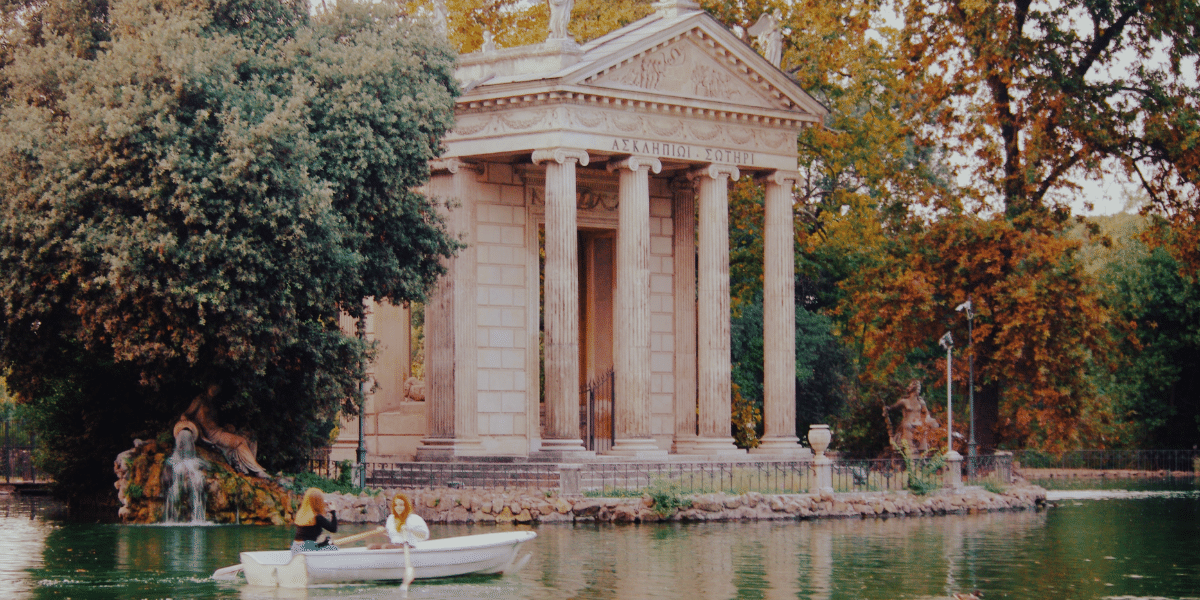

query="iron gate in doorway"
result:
[581,368,614,453]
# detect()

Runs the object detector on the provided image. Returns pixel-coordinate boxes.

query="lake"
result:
[2,482,1197,599]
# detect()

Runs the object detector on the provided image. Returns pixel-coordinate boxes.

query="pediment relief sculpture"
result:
[592,38,779,110]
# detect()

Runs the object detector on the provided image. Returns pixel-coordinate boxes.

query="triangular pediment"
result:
[584,35,783,110]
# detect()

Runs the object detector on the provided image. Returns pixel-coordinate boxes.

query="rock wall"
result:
[114,439,293,525]
[322,485,1046,526]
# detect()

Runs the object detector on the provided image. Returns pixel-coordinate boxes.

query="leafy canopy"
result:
[0,0,461,494]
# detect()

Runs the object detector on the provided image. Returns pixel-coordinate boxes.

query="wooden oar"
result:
[331,526,387,546]
[210,526,387,580]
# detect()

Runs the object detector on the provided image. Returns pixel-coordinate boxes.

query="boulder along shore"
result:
[319,485,1047,525]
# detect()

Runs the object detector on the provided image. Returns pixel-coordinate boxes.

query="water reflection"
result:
[5,493,1199,600]
[0,496,53,596]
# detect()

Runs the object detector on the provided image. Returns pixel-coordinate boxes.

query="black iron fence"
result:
[3,411,41,483]
[580,369,614,453]
[1014,449,1200,472]
[364,461,561,490]
[339,454,1015,496]
[581,460,813,495]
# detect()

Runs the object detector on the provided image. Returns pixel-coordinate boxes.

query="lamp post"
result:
[356,313,367,490]
[939,331,954,453]
[939,330,963,488]
[956,298,976,462]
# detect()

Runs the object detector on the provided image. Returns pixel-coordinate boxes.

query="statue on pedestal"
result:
[884,380,940,454]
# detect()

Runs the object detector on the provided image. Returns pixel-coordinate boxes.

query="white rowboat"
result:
[238,531,536,588]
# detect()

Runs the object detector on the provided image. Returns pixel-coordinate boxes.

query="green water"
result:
[3,488,1198,600]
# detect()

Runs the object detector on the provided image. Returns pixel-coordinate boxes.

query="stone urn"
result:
[807,424,831,458]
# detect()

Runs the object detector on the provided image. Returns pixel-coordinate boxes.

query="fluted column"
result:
[688,164,744,455]
[752,170,808,456]
[671,177,699,450]
[607,155,668,457]
[533,148,590,455]
[417,158,484,459]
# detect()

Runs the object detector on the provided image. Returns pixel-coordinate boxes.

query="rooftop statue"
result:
[548,0,574,41]
[747,10,783,68]
[433,0,448,38]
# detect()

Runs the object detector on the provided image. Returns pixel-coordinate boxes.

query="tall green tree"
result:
[0,0,461,497]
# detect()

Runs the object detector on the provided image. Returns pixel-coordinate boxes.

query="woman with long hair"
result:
[292,488,338,553]
[386,493,429,546]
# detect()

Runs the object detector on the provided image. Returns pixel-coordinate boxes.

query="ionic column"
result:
[532,148,590,455]
[688,164,744,455]
[417,158,485,459]
[671,177,699,450]
[752,170,808,456]
[607,155,668,457]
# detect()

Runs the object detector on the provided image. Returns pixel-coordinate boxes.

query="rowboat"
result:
[236,531,536,588]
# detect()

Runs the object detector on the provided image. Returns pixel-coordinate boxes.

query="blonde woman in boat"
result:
[292,487,338,553]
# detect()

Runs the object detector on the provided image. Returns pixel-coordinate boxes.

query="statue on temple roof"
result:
[548,0,574,41]
[747,10,783,68]
[433,0,449,38]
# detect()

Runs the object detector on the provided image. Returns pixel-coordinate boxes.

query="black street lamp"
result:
[939,331,954,455]
[956,298,976,466]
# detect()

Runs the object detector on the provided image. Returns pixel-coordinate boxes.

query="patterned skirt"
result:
[291,540,339,554]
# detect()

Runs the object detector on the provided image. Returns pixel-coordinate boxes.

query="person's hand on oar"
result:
[382,494,428,595]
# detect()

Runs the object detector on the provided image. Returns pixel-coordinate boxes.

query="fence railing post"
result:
[558,464,582,496]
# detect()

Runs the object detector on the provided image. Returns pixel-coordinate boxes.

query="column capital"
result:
[532,147,590,167]
[607,155,662,175]
[429,158,481,174]
[688,163,740,183]
[762,170,800,187]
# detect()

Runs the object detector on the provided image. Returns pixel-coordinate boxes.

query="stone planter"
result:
[807,425,831,458]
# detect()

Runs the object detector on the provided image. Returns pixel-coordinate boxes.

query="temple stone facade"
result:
[334,0,827,462]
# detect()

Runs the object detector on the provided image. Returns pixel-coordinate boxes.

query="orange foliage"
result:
[842,214,1120,452]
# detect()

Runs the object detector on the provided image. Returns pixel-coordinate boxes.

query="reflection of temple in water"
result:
[332,0,828,464]
[518,511,1048,600]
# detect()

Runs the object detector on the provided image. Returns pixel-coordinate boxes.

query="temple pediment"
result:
[582,36,783,111]
[445,3,827,170]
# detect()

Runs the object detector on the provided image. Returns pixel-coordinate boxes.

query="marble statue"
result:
[403,377,426,402]
[482,30,496,52]
[747,10,783,67]
[181,385,270,478]
[885,380,940,453]
[548,0,573,40]
[433,0,449,38]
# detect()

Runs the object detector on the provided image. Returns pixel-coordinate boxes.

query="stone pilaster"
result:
[417,158,485,459]
[532,148,591,456]
[686,164,744,456]
[607,155,668,457]
[671,177,699,450]
[751,170,809,457]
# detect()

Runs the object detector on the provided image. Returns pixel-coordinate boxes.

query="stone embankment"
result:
[1020,468,1196,480]
[323,485,1046,525]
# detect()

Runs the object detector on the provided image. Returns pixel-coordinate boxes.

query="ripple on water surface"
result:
[4,493,1200,600]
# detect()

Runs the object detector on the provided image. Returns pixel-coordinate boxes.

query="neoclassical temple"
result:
[333,0,827,462]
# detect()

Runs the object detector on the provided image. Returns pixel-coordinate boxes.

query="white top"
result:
[385,513,430,546]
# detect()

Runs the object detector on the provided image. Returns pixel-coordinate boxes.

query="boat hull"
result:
[240,531,536,588]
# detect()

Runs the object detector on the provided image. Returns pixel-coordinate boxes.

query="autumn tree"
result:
[898,0,1200,226]
[0,0,460,497]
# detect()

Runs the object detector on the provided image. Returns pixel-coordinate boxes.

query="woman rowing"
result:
[370,493,429,549]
